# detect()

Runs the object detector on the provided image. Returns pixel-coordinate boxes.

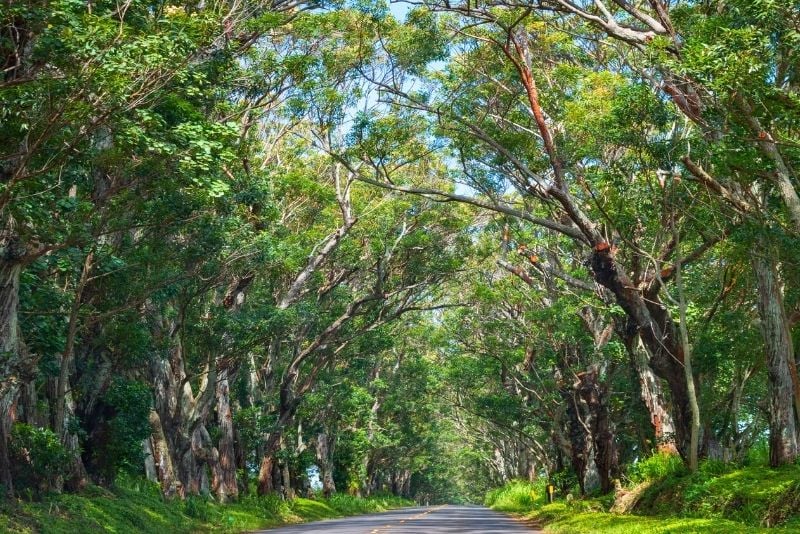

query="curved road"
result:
[257,505,540,533]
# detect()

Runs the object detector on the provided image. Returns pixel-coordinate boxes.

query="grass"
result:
[485,461,800,533]
[632,462,800,527]
[533,502,770,533]
[485,479,546,512]
[0,479,413,533]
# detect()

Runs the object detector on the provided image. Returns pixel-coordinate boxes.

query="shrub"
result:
[763,479,800,527]
[698,458,732,477]
[184,495,215,521]
[87,378,151,484]
[115,471,163,497]
[328,493,362,512]
[627,452,686,484]
[485,480,545,512]
[744,440,769,467]
[241,492,291,519]
[9,423,71,496]
[631,462,800,528]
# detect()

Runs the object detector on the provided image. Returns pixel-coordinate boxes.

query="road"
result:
[256,504,541,533]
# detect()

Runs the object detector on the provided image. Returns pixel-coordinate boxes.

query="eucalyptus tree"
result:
[0,0,312,495]
[249,171,473,495]
[438,219,632,494]
[367,0,799,473]
[358,5,730,468]
[3,0,795,507]
[514,0,800,466]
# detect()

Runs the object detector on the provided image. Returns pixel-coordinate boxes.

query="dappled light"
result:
[1,0,800,532]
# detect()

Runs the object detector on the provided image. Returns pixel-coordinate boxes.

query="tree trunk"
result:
[18,379,40,426]
[148,410,179,498]
[143,438,158,482]
[315,432,336,497]
[279,437,294,499]
[558,345,616,495]
[674,250,701,472]
[0,389,15,497]
[562,360,599,495]
[591,246,691,457]
[589,375,618,493]
[257,455,274,496]
[215,368,238,502]
[316,432,336,498]
[53,252,93,491]
[149,318,218,497]
[272,457,284,497]
[149,343,186,497]
[626,335,679,454]
[180,435,201,496]
[753,248,799,466]
[191,424,222,498]
[564,386,598,495]
[281,461,294,499]
[0,239,26,497]
[61,389,88,491]
[54,252,92,440]
[571,369,618,494]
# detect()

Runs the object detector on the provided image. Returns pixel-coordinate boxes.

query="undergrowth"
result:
[486,459,800,533]
[484,479,546,512]
[626,452,687,484]
[633,462,800,527]
[0,477,413,533]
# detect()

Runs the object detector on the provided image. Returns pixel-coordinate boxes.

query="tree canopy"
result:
[1,0,799,506]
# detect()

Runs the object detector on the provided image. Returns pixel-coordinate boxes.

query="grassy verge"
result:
[631,462,800,527]
[533,502,773,533]
[485,462,800,533]
[0,479,413,533]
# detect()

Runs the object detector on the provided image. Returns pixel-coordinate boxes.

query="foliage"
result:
[626,453,688,484]
[487,463,800,532]
[634,463,800,528]
[0,478,413,533]
[532,502,765,534]
[8,424,71,496]
[484,480,545,512]
[95,379,153,479]
[3,0,800,532]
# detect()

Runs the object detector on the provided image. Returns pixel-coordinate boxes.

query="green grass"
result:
[485,462,800,533]
[533,502,770,533]
[484,479,546,512]
[0,479,413,533]
[632,462,800,527]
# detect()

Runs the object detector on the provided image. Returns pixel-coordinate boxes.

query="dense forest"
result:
[2,0,800,527]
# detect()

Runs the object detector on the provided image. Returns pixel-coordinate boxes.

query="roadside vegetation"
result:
[486,454,800,533]
[0,476,412,533]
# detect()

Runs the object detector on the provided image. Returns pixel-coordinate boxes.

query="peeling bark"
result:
[143,438,158,482]
[627,336,678,453]
[753,249,799,466]
[0,233,26,496]
[564,364,617,494]
[315,432,336,497]
[148,410,179,498]
[257,455,274,496]
[215,368,238,502]
[148,319,218,497]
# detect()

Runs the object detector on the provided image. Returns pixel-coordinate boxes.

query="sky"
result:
[389,1,412,21]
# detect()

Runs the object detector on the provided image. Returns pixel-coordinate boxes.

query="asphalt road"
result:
[256,504,541,533]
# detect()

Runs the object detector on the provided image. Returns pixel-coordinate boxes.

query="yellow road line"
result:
[371,505,448,533]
